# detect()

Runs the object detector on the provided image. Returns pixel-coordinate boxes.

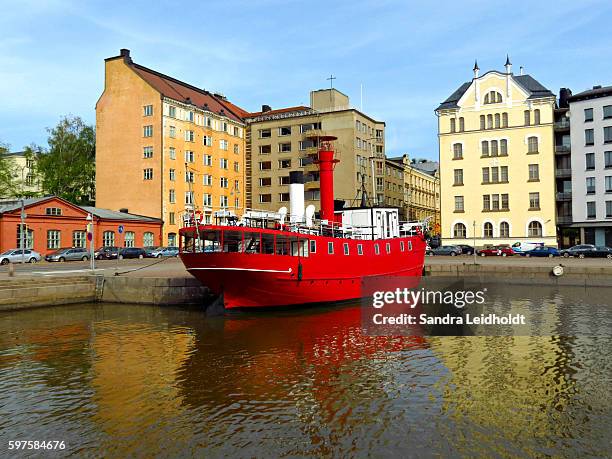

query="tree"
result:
[36,115,96,205]
[0,142,18,198]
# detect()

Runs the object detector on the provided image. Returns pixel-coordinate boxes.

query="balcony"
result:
[555,168,572,178]
[556,215,572,225]
[555,145,571,154]
[556,192,572,201]
[554,120,570,131]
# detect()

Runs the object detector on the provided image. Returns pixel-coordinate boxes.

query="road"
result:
[425,254,612,267]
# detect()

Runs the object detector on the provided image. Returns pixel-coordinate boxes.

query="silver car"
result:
[0,249,42,264]
[45,247,90,262]
[149,246,179,258]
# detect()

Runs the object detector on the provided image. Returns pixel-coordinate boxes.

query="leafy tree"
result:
[0,142,18,198]
[36,115,96,205]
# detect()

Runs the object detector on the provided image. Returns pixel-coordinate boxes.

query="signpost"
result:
[86,214,94,272]
[116,225,124,272]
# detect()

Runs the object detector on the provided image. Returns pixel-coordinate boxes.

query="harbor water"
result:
[0,285,610,458]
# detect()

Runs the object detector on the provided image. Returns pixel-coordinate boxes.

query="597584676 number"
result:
[8,441,66,450]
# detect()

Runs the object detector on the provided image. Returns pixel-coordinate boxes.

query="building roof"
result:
[567,85,612,102]
[246,106,312,118]
[436,73,555,111]
[0,197,49,213]
[81,206,162,222]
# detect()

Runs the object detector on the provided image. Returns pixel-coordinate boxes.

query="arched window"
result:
[524,110,531,126]
[484,222,494,237]
[484,91,502,104]
[168,233,177,246]
[450,118,456,133]
[500,221,510,238]
[459,117,465,132]
[502,112,508,127]
[494,113,500,128]
[500,139,508,155]
[484,93,490,104]
[528,221,542,237]
[491,140,499,156]
[453,223,467,238]
[480,115,486,130]
[453,143,463,159]
[124,231,135,248]
[528,136,539,153]
[534,109,540,125]
[487,114,493,129]
[481,140,489,156]
[143,232,155,247]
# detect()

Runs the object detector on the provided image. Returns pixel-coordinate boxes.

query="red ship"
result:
[179,136,427,309]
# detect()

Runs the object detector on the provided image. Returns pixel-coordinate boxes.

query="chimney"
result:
[120,49,132,63]
[289,171,305,223]
[519,66,524,76]
[593,85,602,90]
[119,208,129,213]
[261,104,272,113]
[559,88,572,108]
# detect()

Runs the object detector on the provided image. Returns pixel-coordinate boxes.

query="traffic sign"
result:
[118,225,124,234]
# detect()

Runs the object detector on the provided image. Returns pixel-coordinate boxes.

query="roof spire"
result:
[505,55,512,74]
[505,54,511,66]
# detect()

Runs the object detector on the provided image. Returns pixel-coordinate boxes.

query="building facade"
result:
[244,89,385,215]
[568,85,612,247]
[0,196,162,255]
[436,59,557,247]
[5,151,41,197]
[96,49,247,246]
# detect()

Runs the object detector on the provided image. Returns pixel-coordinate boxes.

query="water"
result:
[0,285,610,458]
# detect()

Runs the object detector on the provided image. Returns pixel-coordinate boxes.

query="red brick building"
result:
[0,196,163,255]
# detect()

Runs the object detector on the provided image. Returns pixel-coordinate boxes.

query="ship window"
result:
[400,241,405,252]
[309,240,316,253]
[262,233,275,254]
[408,241,413,251]
[202,230,222,252]
[374,244,380,255]
[292,240,308,257]
[276,236,290,255]
[243,232,261,254]
[343,243,349,255]
[357,244,363,255]
[328,242,334,254]
[386,243,391,254]
[222,230,242,253]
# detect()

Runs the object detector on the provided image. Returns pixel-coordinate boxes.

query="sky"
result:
[1,0,612,160]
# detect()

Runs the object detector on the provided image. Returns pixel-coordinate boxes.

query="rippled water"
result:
[0,285,611,458]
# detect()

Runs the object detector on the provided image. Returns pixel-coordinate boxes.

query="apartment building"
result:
[568,85,612,247]
[245,89,385,214]
[383,158,405,217]
[96,49,247,245]
[4,151,41,197]
[436,58,557,247]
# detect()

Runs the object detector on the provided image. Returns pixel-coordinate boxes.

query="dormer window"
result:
[484,91,502,104]
[46,207,62,216]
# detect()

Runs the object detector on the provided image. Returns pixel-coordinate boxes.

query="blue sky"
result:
[1,0,611,160]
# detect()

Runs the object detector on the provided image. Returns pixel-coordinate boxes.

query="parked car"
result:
[95,246,120,260]
[511,241,545,254]
[147,246,179,258]
[117,247,147,260]
[584,246,612,259]
[144,246,161,257]
[477,245,514,257]
[427,245,462,256]
[522,246,559,258]
[558,244,597,258]
[456,244,475,255]
[45,247,90,262]
[427,235,441,249]
[0,249,42,264]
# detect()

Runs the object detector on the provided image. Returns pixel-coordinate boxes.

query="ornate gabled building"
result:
[436,58,557,247]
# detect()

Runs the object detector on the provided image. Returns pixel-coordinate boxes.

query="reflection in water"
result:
[0,286,610,458]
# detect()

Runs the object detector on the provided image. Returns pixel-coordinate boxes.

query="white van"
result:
[511,241,544,253]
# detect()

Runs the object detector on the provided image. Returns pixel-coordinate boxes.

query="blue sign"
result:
[118,225,124,234]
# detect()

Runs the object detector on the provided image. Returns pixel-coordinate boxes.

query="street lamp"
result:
[86,213,95,272]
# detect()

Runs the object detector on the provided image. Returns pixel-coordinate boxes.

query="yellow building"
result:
[5,151,41,197]
[436,58,557,247]
[96,49,247,246]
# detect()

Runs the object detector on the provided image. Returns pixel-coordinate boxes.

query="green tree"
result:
[0,142,18,198]
[36,115,96,205]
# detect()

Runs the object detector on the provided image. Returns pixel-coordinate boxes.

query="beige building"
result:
[96,49,247,246]
[244,89,386,214]
[383,158,405,217]
[6,151,41,197]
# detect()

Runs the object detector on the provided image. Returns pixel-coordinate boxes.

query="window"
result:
[124,231,135,248]
[310,240,316,253]
[480,115,486,130]
[143,168,153,180]
[607,201,612,218]
[185,171,194,183]
[46,207,62,216]
[491,140,498,156]
[529,192,540,209]
[400,241,405,252]
[454,169,463,185]
[606,176,612,193]
[534,109,540,125]
[483,222,493,237]
[502,113,508,128]
[259,194,272,203]
[501,194,509,209]
[204,154,212,166]
[484,91,502,104]
[453,223,466,238]
[278,143,291,153]
[491,167,499,183]
[220,196,228,208]
[299,139,316,150]
[16,224,33,249]
[143,105,153,116]
[168,105,176,118]
[459,117,465,132]
[528,221,542,237]
[259,177,272,187]
[450,118,456,133]
[481,141,489,157]
[203,135,213,146]
[220,177,229,188]
[186,111,194,122]
[169,189,175,203]
[500,139,507,155]
[584,108,594,122]
[185,191,194,205]
[168,233,177,246]
[605,127,612,144]
[220,158,228,169]
[454,196,464,212]
[528,164,539,181]
[604,105,612,119]
[143,125,153,137]
[278,126,291,136]
[220,139,229,150]
[259,129,271,138]
[103,231,115,247]
[259,161,272,171]
[386,243,391,254]
[453,143,463,160]
[185,130,194,142]
[169,147,176,160]
[169,126,176,138]
[586,177,596,194]
[279,176,290,185]
[357,244,363,255]
[586,153,595,170]
[606,151,612,168]
[586,202,596,219]
[328,242,334,254]
[528,136,539,153]
[203,194,212,207]
[482,167,490,183]
[494,113,500,128]
[343,243,349,255]
[234,161,240,172]
[300,122,321,133]
[585,129,594,145]
[524,110,530,126]
[500,166,508,182]
[143,146,153,158]
[143,232,154,247]
[203,175,212,186]
[374,244,380,255]
[483,195,490,211]
[233,144,240,154]
[278,159,291,169]
[259,145,272,154]
[487,114,493,129]
[279,192,290,202]
[72,230,86,248]
[500,221,510,238]
[185,150,194,163]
